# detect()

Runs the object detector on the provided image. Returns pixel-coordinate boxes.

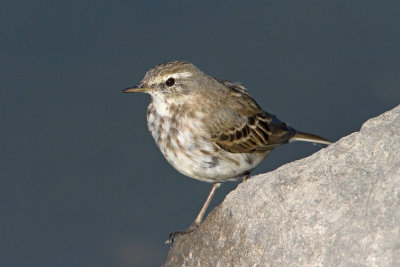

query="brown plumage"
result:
[123,61,332,242]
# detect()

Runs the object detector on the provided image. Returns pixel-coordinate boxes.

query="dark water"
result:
[1,1,399,266]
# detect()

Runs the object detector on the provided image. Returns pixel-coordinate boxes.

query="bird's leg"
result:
[192,182,221,225]
[166,182,221,244]
[242,172,250,182]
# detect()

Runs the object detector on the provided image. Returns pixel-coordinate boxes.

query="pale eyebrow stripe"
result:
[156,71,193,84]
[172,72,193,79]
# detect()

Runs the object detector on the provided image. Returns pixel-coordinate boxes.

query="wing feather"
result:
[203,79,296,153]
[213,112,296,153]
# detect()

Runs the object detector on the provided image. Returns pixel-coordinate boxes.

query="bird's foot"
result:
[165,223,199,244]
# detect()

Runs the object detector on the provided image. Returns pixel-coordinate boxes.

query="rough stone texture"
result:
[164,105,400,267]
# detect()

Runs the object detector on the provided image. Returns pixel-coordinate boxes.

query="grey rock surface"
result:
[164,105,400,267]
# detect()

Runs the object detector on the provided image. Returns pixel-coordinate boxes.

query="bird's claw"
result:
[164,223,199,244]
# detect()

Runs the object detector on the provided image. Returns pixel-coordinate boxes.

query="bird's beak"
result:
[122,84,154,93]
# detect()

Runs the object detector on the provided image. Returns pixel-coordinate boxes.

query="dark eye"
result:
[166,78,175,87]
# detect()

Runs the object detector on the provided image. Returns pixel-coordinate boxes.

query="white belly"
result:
[147,103,268,183]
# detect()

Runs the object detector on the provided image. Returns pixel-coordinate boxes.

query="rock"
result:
[164,105,400,267]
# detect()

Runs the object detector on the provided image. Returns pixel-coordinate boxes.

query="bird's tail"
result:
[289,132,332,146]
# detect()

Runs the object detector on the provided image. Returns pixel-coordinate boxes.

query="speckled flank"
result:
[147,100,269,183]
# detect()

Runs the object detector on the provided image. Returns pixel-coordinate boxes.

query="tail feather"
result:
[290,132,332,146]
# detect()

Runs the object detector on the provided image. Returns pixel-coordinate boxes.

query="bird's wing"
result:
[204,81,296,153]
[210,111,296,153]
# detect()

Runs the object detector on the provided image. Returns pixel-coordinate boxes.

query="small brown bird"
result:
[123,61,331,242]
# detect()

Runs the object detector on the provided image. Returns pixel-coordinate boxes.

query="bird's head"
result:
[123,61,209,99]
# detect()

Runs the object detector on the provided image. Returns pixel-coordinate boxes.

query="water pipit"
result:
[123,61,332,243]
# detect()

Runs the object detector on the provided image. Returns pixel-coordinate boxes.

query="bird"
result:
[123,61,332,242]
